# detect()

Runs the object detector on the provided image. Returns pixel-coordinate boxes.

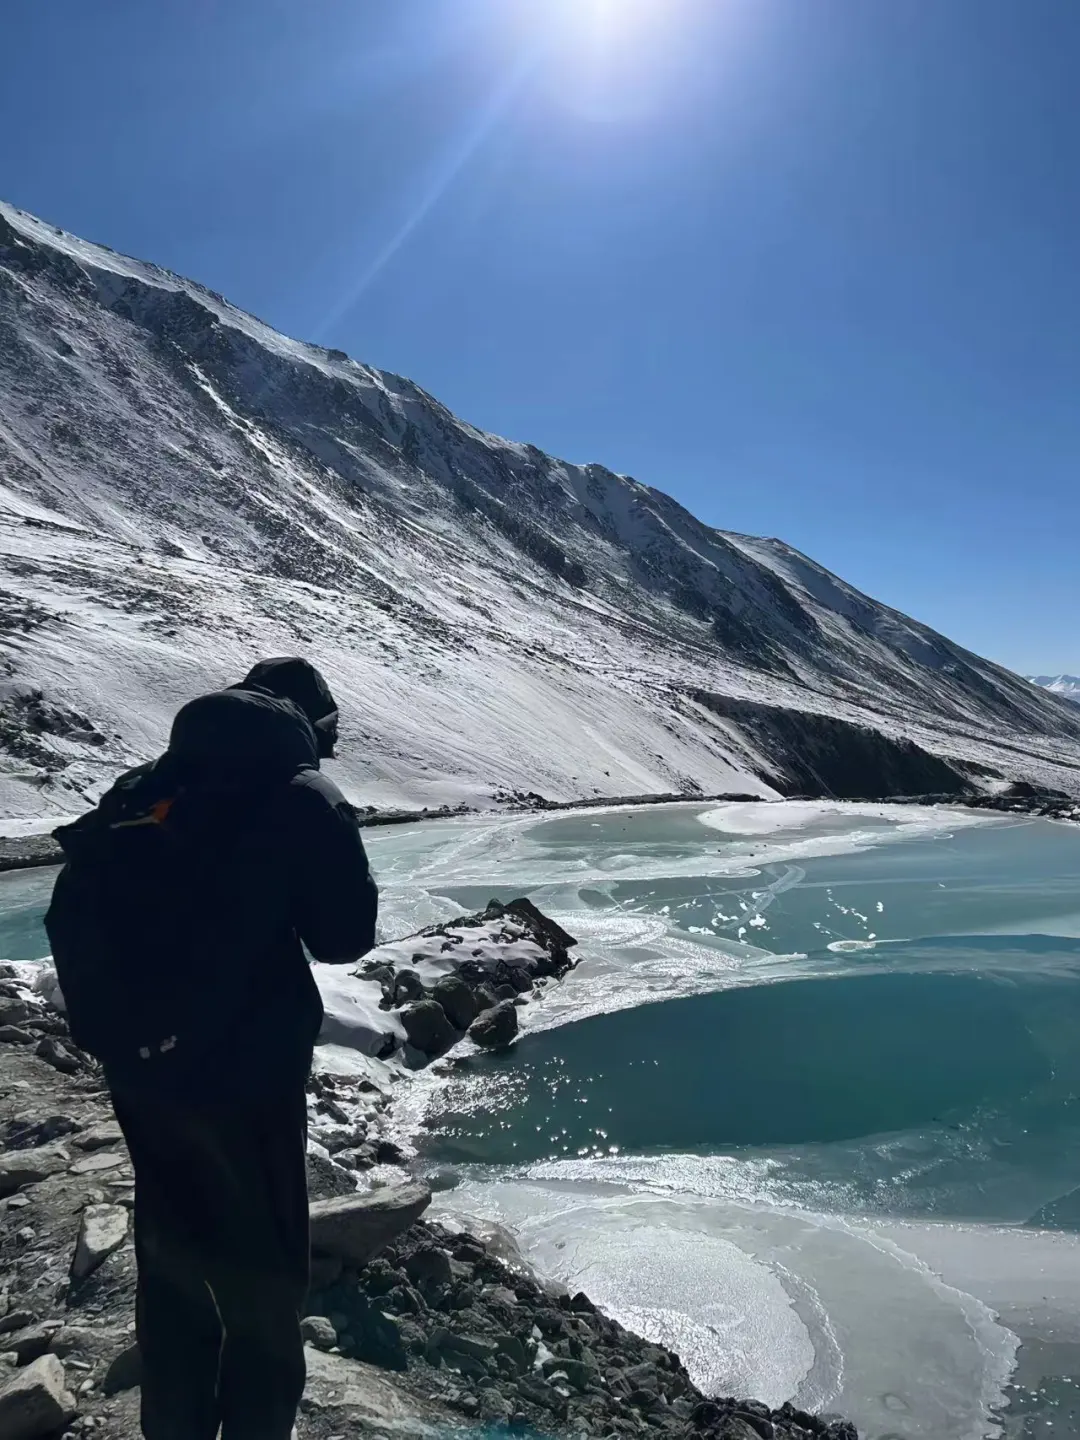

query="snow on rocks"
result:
[313,898,577,1071]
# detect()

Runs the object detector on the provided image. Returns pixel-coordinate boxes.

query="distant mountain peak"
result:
[1028,675,1080,702]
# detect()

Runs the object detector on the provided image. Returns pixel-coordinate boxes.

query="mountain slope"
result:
[2,200,1079,820]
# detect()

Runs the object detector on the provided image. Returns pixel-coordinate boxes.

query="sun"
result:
[555,0,671,46]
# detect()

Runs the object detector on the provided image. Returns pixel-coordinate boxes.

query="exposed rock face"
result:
[691,693,975,799]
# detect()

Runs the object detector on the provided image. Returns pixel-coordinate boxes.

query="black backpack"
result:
[45,789,221,1072]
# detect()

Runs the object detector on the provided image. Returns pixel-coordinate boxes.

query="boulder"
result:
[0,1355,77,1440]
[431,974,478,1031]
[71,1205,129,1280]
[310,1183,431,1267]
[474,983,499,1013]
[393,970,425,1005]
[300,1316,337,1352]
[404,1245,453,1291]
[0,1145,69,1198]
[469,1001,519,1049]
[0,1001,30,1028]
[0,1027,34,1045]
[400,1000,456,1057]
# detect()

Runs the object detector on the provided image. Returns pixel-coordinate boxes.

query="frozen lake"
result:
[6,799,1080,1438]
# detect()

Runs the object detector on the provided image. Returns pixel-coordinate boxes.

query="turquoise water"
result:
[6,801,1080,1439]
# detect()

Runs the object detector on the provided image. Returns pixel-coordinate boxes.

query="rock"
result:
[0,1355,77,1440]
[493,1333,528,1372]
[469,1001,519,1049]
[0,1027,34,1045]
[731,1414,774,1440]
[542,1356,597,1391]
[393,971,425,1005]
[432,1329,501,1363]
[310,1184,431,1267]
[400,1001,457,1058]
[494,984,519,1003]
[431,974,478,1031]
[374,1139,406,1165]
[71,1206,129,1280]
[0,1145,69,1198]
[629,1388,661,1411]
[517,1374,569,1417]
[68,1154,123,1177]
[306,1149,355,1201]
[72,1124,123,1152]
[486,899,578,965]
[101,1344,141,1396]
[473,982,499,1012]
[300,1317,338,1352]
[0,1001,31,1028]
[625,1362,660,1393]
[343,1298,407,1371]
[0,1326,57,1366]
[480,1387,513,1422]
[404,1246,453,1291]
[716,1422,767,1440]
[35,1038,80,1075]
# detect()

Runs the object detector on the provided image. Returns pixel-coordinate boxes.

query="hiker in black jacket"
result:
[46,658,378,1440]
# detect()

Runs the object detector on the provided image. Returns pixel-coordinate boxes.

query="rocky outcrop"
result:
[691,692,974,799]
[348,897,580,1064]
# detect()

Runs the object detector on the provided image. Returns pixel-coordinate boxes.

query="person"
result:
[45,657,378,1440]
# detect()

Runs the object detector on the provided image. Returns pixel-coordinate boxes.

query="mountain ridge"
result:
[1029,675,1080,703]
[2,199,1079,819]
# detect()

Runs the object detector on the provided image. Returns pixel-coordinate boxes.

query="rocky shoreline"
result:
[0,904,860,1440]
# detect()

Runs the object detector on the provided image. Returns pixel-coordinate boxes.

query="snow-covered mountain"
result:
[2,200,1080,821]
[1029,675,1080,704]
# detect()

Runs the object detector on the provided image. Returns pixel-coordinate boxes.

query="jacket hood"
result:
[237,658,339,759]
[168,689,318,786]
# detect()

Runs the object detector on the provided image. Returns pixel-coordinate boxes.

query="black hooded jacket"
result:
[47,671,378,1097]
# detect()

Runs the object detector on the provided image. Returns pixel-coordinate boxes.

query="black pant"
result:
[111,1087,310,1440]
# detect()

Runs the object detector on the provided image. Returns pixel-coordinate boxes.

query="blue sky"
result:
[3,0,1078,673]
